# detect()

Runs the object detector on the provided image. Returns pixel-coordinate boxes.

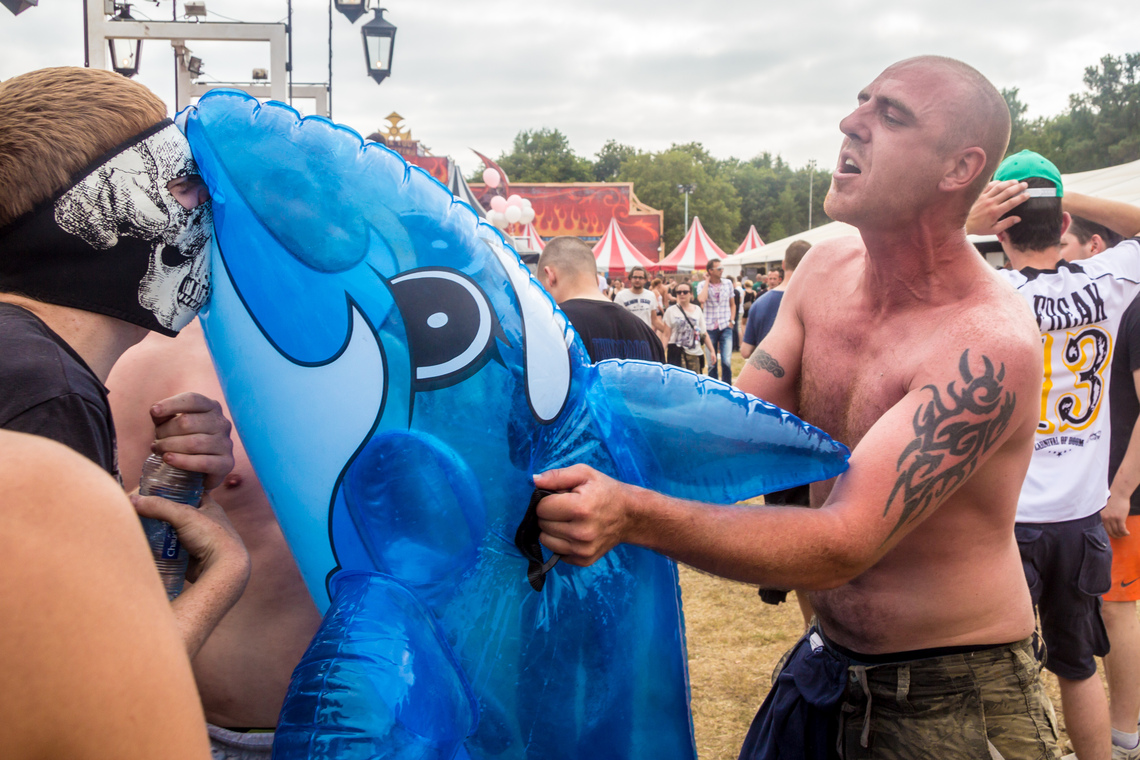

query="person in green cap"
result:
[970,150,1140,760]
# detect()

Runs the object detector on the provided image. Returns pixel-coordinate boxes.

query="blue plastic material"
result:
[276,572,478,760]
[184,91,850,760]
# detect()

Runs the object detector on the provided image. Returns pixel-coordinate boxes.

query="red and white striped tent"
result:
[592,217,657,278]
[734,225,764,254]
[511,221,545,252]
[721,226,766,277]
[652,216,728,273]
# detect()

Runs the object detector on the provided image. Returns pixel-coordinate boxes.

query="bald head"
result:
[537,236,607,303]
[889,56,1010,197]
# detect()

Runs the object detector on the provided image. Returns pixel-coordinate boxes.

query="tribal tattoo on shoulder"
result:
[882,350,1015,543]
[748,349,785,378]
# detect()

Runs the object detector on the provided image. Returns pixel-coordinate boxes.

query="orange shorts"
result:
[1104,515,1140,602]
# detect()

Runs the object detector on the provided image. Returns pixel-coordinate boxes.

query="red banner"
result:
[406,156,451,184]
[472,183,662,261]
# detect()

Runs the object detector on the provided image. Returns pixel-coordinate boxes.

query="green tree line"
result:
[475,130,828,253]
[1005,52,1139,172]
[476,52,1138,253]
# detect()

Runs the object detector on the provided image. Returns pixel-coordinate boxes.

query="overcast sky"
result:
[2,1,1137,177]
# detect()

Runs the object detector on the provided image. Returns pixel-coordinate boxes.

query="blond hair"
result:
[0,67,167,227]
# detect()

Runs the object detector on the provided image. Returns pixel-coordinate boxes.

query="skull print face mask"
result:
[0,119,212,336]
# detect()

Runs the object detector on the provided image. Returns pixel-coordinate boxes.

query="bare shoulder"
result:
[795,236,865,277]
[781,236,865,308]
[963,267,1041,370]
[0,431,210,760]
[111,320,212,390]
[0,431,132,528]
[917,268,1042,414]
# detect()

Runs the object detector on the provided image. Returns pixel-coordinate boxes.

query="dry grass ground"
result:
[679,568,1092,757]
[681,567,806,759]
[677,353,1096,756]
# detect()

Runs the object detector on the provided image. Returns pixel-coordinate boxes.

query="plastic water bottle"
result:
[138,454,204,600]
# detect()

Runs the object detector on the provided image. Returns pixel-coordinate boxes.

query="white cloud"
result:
[1,0,1136,175]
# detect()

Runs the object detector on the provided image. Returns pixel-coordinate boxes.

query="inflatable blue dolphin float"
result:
[183,91,849,760]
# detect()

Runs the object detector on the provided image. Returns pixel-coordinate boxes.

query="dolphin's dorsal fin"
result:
[541,360,850,504]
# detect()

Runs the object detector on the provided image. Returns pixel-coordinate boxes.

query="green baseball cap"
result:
[994,150,1063,197]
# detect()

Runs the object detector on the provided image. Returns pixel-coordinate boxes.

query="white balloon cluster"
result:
[486,193,535,229]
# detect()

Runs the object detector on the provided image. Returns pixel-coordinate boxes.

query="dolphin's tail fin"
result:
[546,360,849,504]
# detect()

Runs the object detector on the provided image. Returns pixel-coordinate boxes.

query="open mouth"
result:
[839,157,862,175]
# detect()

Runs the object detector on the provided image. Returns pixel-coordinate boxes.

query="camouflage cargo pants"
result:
[837,638,1060,759]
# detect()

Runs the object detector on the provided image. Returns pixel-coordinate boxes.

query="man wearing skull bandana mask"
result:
[0,68,249,661]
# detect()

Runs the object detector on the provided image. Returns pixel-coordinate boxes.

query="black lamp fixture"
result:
[361,7,396,84]
[107,4,143,78]
[333,0,365,23]
[1,0,37,16]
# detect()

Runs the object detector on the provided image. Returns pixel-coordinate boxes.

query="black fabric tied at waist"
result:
[738,628,849,760]
[514,489,561,591]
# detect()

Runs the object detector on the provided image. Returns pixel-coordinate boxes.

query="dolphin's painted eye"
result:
[390,268,498,386]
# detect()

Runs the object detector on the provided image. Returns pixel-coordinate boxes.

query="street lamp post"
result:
[677,183,696,234]
[807,159,816,230]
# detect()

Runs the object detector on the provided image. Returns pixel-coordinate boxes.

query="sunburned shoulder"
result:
[785,237,866,287]
[912,294,1043,408]
[958,267,1041,349]
[798,236,865,270]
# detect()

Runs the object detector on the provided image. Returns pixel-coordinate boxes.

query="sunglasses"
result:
[676,290,691,295]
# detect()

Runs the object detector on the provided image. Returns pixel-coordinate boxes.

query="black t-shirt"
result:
[559,298,665,363]
[0,302,118,478]
[1110,292,1140,516]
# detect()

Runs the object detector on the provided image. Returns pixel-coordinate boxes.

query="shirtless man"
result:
[535,56,1054,757]
[108,321,323,758]
[0,431,213,760]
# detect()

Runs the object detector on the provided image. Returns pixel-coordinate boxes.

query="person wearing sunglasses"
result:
[662,286,714,372]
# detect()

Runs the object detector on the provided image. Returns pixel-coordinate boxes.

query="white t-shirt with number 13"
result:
[1000,239,1140,523]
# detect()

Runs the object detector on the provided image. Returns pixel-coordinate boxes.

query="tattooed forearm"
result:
[748,349,786,378]
[882,350,1015,543]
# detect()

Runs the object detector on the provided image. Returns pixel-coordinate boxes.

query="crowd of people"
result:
[601,260,794,379]
[5,54,1140,760]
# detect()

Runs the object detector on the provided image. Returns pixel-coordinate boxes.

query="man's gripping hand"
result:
[131,491,249,584]
[533,465,635,566]
[131,491,251,657]
[966,180,1029,236]
[150,392,234,490]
